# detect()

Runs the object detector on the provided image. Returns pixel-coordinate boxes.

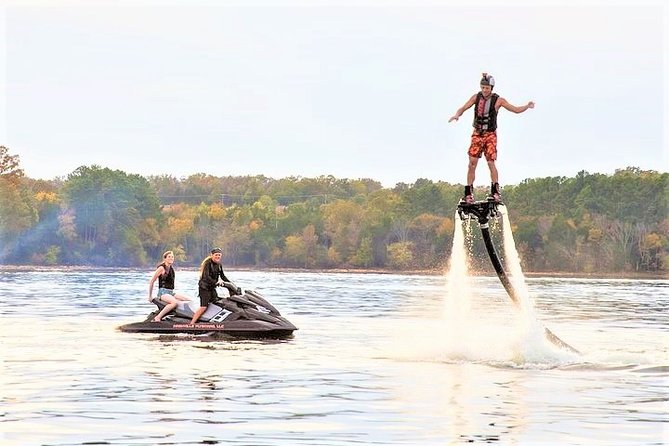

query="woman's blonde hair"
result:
[199,255,212,278]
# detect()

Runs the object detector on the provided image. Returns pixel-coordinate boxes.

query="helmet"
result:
[480,73,495,88]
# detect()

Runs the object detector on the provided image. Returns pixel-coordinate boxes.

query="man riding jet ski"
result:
[118,282,298,338]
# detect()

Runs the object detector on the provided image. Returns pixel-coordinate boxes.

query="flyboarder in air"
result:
[450,78,577,353]
[449,73,535,204]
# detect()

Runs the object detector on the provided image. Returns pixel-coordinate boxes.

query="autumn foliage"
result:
[0,146,666,273]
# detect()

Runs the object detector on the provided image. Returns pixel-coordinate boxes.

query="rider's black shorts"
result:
[198,287,218,307]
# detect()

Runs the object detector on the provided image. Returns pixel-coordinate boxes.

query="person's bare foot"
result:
[153,317,161,322]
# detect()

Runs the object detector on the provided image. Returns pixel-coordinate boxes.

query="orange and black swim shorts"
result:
[468,131,497,161]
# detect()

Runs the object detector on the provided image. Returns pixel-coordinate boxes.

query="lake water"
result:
[1,268,667,445]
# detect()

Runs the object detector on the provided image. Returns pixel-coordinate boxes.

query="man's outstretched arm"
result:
[498,98,535,114]
[449,94,477,122]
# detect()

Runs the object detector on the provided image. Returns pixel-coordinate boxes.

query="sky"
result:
[0,0,666,187]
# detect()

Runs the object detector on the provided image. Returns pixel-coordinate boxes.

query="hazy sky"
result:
[1,0,666,187]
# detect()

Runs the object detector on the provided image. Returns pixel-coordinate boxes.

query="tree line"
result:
[1,146,667,274]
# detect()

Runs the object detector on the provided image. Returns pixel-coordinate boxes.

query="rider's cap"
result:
[480,73,495,88]
[211,248,222,254]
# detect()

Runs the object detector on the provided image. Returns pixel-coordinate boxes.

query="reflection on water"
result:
[1,269,667,445]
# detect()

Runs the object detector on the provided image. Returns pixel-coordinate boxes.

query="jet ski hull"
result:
[118,320,296,338]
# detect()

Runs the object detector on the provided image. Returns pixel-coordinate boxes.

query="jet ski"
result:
[118,285,298,338]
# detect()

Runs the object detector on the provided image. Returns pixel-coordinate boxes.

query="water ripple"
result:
[1,270,667,445]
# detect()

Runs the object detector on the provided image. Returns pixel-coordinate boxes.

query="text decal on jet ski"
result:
[173,323,225,329]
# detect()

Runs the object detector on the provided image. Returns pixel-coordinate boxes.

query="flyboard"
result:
[457,198,579,354]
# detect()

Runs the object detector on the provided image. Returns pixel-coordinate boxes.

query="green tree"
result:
[283,235,306,267]
[398,178,449,217]
[0,146,22,177]
[322,199,364,265]
[387,241,414,269]
[61,165,162,265]
[0,147,38,262]
[360,189,403,267]
[408,213,452,269]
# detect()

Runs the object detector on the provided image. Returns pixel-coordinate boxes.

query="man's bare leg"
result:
[467,156,479,186]
[487,159,498,184]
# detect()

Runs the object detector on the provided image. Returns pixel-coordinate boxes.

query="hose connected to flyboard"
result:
[479,221,580,354]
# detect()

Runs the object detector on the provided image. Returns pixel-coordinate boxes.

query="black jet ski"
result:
[118,285,297,338]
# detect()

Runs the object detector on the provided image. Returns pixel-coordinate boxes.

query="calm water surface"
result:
[1,269,667,445]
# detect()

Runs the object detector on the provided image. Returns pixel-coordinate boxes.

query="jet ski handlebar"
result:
[218,280,243,295]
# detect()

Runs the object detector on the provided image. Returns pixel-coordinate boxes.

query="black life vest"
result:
[472,92,499,132]
[158,263,175,289]
[198,258,229,290]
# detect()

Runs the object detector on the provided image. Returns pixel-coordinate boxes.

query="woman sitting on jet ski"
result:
[148,250,192,322]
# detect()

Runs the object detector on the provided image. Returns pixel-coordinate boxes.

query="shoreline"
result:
[0,264,665,280]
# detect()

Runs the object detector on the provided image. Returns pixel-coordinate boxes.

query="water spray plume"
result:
[447,199,580,359]
[499,205,537,324]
